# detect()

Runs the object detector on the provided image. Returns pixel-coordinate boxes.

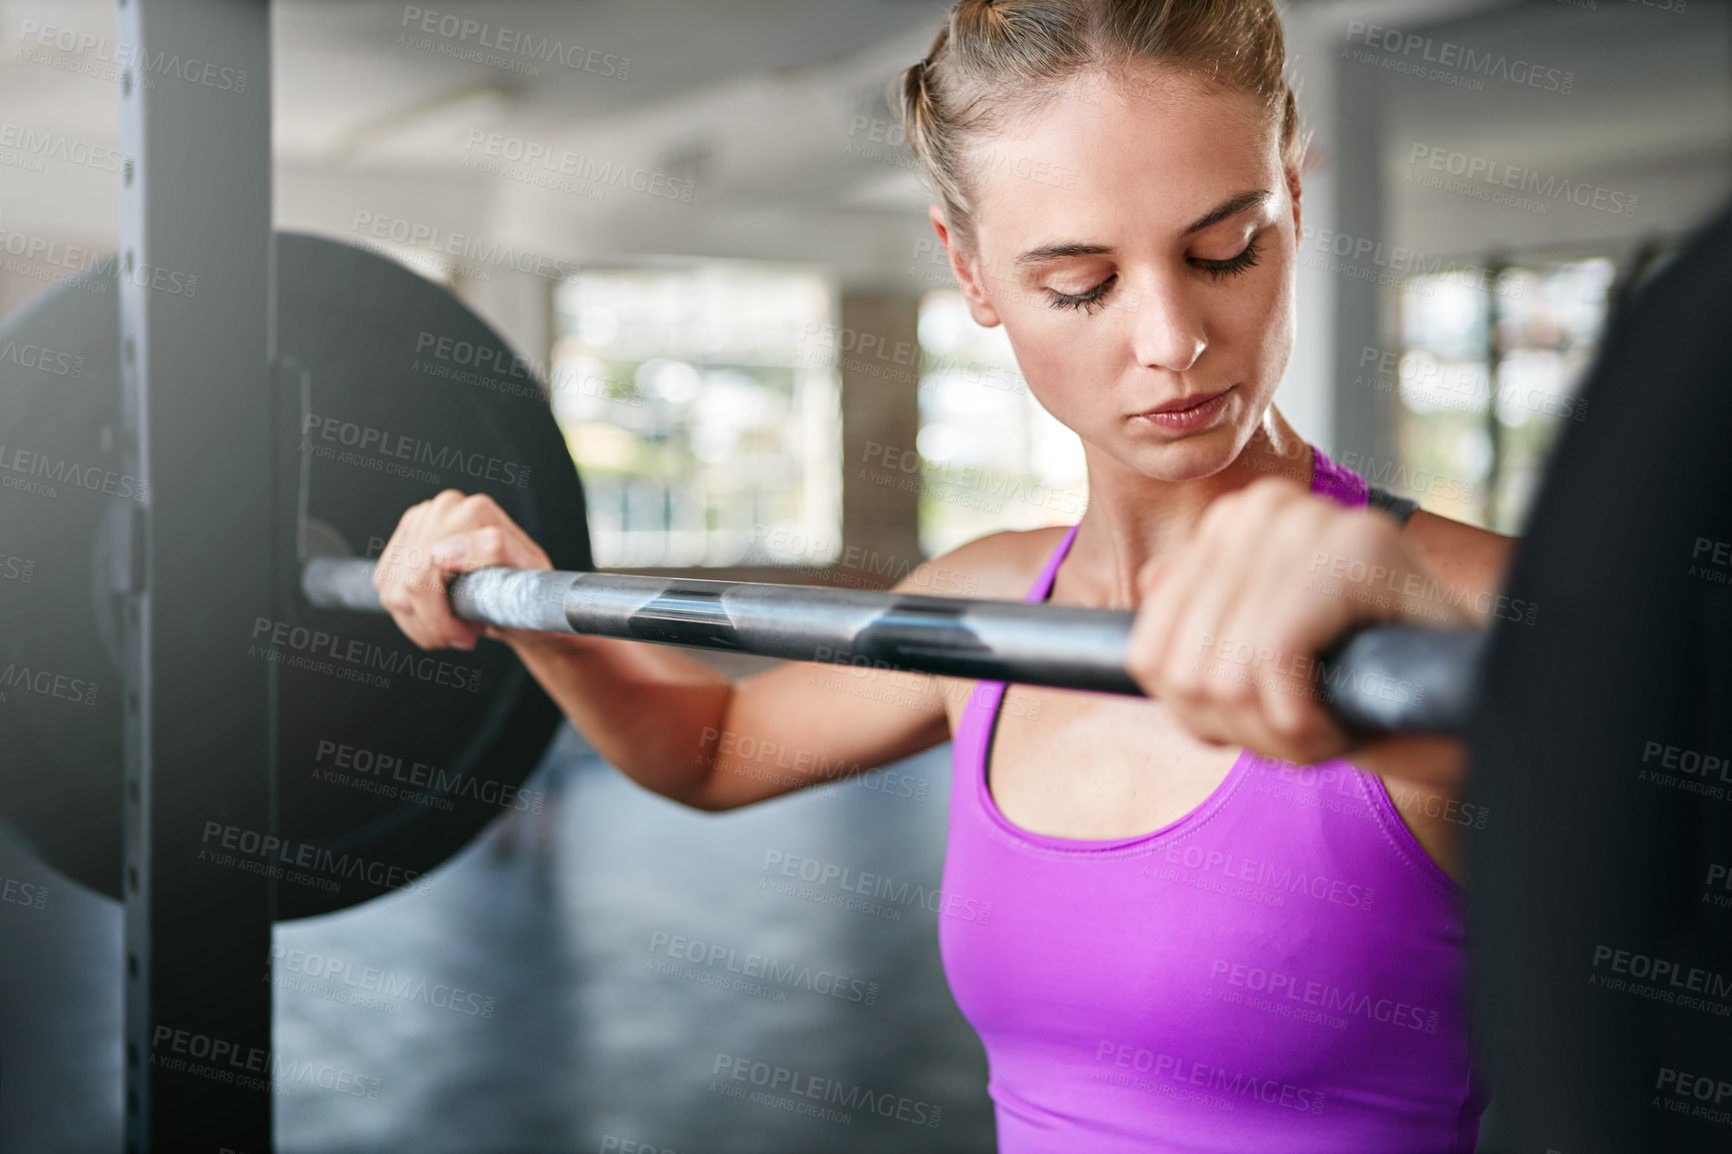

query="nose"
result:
[1127,275,1206,374]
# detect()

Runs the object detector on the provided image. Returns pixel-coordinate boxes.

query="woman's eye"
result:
[1191,239,1262,281]
[1040,242,1260,310]
[1045,273,1117,313]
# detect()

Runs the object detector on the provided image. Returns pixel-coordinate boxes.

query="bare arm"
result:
[500,621,954,812]
[375,490,978,812]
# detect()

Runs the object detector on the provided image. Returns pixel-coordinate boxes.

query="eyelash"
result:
[1042,239,1264,313]
[1046,275,1117,313]
[1195,239,1262,282]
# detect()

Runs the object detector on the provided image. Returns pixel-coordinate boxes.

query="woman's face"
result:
[942,66,1301,483]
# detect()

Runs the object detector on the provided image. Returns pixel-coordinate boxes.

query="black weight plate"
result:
[273,232,591,917]
[0,232,591,918]
[1464,206,1732,1152]
[0,263,126,905]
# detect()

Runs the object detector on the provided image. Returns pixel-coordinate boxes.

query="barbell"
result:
[302,556,1486,732]
[0,230,1483,923]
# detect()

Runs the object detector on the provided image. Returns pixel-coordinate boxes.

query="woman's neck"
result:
[1060,407,1312,609]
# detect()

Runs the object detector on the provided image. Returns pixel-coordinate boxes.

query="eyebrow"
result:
[1013,189,1274,267]
[1182,189,1273,235]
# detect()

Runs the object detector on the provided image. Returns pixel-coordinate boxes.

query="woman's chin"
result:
[1120,423,1249,483]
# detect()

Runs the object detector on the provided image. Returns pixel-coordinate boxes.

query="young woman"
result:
[373,1,1511,1149]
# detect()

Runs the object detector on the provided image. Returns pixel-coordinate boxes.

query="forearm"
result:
[502,629,733,807]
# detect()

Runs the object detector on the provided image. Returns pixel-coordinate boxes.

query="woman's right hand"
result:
[371,489,552,652]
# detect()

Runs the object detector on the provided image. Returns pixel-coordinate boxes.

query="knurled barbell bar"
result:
[302,556,1487,734]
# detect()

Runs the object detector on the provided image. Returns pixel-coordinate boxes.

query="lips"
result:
[1139,385,1233,416]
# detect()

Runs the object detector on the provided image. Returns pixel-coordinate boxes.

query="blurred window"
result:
[551,264,841,567]
[1395,256,1617,533]
[914,291,1088,556]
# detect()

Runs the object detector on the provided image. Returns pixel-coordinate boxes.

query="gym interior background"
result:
[0,0,1728,1150]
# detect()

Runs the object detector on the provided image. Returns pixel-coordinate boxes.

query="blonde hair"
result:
[892,0,1304,250]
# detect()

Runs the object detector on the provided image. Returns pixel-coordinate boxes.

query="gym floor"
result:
[1,723,996,1153]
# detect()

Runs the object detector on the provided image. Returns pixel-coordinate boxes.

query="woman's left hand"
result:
[1126,476,1472,765]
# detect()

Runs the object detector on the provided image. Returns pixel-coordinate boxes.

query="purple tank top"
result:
[940,445,1489,1153]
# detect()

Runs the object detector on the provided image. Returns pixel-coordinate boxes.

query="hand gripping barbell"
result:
[298,556,1487,737]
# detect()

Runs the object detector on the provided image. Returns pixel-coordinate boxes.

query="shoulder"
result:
[892,525,1073,602]
[1398,509,1516,598]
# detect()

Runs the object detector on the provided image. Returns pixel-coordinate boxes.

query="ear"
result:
[930,204,1003,328]
[1284,163,1303,239]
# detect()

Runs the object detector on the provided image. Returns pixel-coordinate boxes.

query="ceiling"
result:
[1381,0,1732,255]
[0,0,1726,297]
